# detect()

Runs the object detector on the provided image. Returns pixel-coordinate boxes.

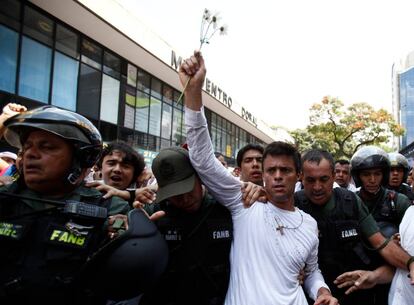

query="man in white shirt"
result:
[179,51,338,305]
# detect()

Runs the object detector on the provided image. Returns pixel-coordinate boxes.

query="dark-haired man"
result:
[88,141,147,206]
[334,159,357,192]
[179,52,337,305]
[236,143,264,185]
[0,106,131,304]
[294,148,414,305]
[139,146,234,305]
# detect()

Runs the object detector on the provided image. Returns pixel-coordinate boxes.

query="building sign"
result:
[171,50,257,127]
[137,148,158,166]
[241,107,257,127]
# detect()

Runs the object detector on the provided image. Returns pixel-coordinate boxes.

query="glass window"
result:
[135,90,149,133]
[172,108,182,145]
[19,36,52,103]
[160,138,171,149]
[161,102,172,139]
[149,97,161,136]
[51,51,78,110]
[124,104,135,129]
[137,70,150,94]
[0,25,18,93]
[135,131,148,149]
[77,63,101,119]
[174,90,183,108]
[100,121,117,143]
[162,84,173,104]
[119,127,134,146]
[127,63,137,87]
[23,6,53,46]
[124,85,135,129]
[81,38,102,70]
[146,134,160,152]
[55,24,79,59]
[151,78,162,99]
[0,0,21,31]
[100,74,120,124]
[103,51,120,79]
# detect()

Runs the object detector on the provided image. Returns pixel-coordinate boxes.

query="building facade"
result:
[0,0,285,165]
[392,51,414,164]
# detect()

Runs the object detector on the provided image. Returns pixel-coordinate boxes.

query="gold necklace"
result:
[274,209,303,235]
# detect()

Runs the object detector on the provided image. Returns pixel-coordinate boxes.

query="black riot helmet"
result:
[388,152,410,183]
[80,209,169,300]
[3,105,102,183]
[350,146,390,188]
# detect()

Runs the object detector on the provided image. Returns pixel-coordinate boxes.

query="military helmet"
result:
[388,152,410,182]
[81,209,168,300]
[350,146,390,187]
[3,106,102,169]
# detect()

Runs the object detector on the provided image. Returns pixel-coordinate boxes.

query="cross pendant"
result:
[277,225,284,235]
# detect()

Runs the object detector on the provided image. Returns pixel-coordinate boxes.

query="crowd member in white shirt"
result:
[334,159,357,192]
[179,51,338,305]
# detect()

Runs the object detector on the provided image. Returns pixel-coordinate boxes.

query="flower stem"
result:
[177,77,191,104]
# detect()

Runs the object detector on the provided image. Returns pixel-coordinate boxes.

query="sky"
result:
[116,0,414,131]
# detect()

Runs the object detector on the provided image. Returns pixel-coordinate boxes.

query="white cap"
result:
[0,151,17,160]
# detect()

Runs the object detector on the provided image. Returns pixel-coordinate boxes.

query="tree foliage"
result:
[290,96,405,159]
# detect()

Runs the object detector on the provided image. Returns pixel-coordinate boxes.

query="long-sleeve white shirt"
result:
[389,206,414,305]
[185,106,328,305]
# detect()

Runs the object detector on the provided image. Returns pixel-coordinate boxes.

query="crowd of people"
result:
[0,52,414,305]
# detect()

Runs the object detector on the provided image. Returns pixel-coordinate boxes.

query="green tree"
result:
[290,96,405,159]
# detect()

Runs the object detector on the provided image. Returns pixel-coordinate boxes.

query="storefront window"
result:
[148,96,161,136]
[135,90,149,133]
[0,25,18,93]
[56,24,79,59]
[19,36,52,103]
[81,38,102,70]
[161,102,172,139]
[100,74,120,124]
[77,63,101,119]
[127,64,137,87]
[103,51,120,79]
[23,6,53,46]
[52,51,78,110]
[0,0,21,31]
[137,70,150,94]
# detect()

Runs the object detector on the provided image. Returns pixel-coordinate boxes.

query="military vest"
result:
[295,188,380,305]
[141,195,232,305]
[0,185,112,305]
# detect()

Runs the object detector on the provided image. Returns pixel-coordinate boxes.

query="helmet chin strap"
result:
[67,158,82,185]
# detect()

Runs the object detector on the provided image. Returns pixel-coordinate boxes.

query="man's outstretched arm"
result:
[180,52,243,214]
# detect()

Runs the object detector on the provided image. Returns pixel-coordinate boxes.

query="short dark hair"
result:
[302,149,335,173]
[214,151,224,159]
[98,141,145,183]
[236,144,264,167]
[262,141,301,173]
[335,159,350,166]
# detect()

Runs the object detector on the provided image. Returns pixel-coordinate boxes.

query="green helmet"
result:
[3,106,102,182]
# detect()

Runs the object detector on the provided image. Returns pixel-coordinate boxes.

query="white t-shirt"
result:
[185,107,329,305]
[389,206,414,305]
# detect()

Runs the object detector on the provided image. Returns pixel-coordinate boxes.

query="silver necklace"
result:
[274,209,304,235]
